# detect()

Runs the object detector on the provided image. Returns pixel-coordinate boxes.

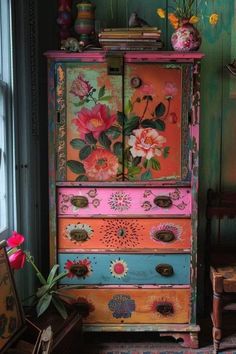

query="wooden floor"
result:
[79,314,236,354]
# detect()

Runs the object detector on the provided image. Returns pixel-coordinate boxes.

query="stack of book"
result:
[98,27,163,51]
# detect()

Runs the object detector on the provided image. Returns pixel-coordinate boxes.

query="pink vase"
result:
[171,23,201,52]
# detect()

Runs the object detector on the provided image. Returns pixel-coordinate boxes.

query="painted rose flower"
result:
[9,249,26,270]
[128,128,166,160]
[7,231,24,248]
[83,148,119,181]
[163,82,178,98]
[72,103,116,139]
[70,74,93,100]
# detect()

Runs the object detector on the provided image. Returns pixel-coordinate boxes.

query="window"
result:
[0,1,15,240]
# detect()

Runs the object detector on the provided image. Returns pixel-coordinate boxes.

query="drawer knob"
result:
[71,196,89,208]
[155,264,174,277]
[71,264,89,277]
[70,229,89,242]
[153,196,172,208]
[154,230,175,243]
[130,76,142,88]
[156,302,174,316]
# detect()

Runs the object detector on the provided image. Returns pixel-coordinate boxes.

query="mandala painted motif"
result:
[108,191,132,212]
[108,294,135,319]
[110,259,128,279]
[99,219,144,248]
[65,223,94,243]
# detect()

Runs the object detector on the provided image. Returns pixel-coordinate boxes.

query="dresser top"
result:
[45,50,205,62]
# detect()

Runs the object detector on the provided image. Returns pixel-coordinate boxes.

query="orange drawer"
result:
[60,287,190,324]
[58,218,191,251]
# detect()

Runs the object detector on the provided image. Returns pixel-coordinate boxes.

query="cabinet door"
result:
[123,63,191,182]
[55,62,123,182]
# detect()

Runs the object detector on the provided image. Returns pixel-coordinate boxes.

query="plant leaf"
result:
[79,145,92,160]
[98,95,112,101]
[155,102,166,117]
[76,175,89,181]
[70,139,86,150]
[67,160,85,174]
[73,101,84,107]
[155,119,166,131]
[52,296,68,320]
[98,132,112,149]
[163,146,170,158]
[113,141,123,158]
[141,119,158,129]
[85,132,97,144]
[150,158,161,171]
[106,126,122,139]
[98,85,105,99]
[36,293,52,317]
[124,116,140,136]
[36,284,50,298]
[124,99,133,114]
[141,170,152,180]
[47,264,59,285]
[50,271,68,285]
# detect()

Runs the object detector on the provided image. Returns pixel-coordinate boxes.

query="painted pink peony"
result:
[83,148,119,181]
[70,74,93,100]
[7,231,25,248]
[9,249,26,270]
[72,104,116,139]
[163,82,178,98]
[128,128,166,160]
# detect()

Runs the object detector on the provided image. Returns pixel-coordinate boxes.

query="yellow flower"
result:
[157,8,166,19]
[209,13,219,25]
[189,16,199,24]
[168,13,179,29]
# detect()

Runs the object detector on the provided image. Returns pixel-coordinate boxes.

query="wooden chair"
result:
[206,189,236,353]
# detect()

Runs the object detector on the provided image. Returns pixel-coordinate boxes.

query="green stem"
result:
[26,253,47,285]
[88,92,97,104]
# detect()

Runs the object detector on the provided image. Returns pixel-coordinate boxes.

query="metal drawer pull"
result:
[70,196,89,208]
[69,229,89,242]
[154,230,175,242]
[156,302,174,316]
[153,196,172,208]
[71,264,89,277]
[155,264,174,277]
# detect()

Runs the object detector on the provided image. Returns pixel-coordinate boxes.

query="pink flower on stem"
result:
[9,249,26,270]
[163,82,178,98]
[72,104,116,140]
[7,231,25,247]
[70,74,93,100]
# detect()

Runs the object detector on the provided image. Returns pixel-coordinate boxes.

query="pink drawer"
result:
[57,187,191,216]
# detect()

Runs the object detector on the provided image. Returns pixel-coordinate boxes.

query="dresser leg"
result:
[212,291,222,354]
[160,332,199,349]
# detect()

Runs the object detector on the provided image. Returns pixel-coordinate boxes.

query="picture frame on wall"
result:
[0,240,26,353]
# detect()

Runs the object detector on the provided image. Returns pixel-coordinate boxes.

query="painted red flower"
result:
[70,74,93,100]
[83,148,119,181]
[9,249,26,270]
[72,103,116,139]
[7,231,25,248]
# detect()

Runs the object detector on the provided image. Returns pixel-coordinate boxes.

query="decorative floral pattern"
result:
[108,191,132,212]
[108,294,135,319]
[65,223,94,243]
[150,223,182,242]
[110,259,128,279]
[99,219,143,248]
[65,258,92,279]
[70,74,93,100]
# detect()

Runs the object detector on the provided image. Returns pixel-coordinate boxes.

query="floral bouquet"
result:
[7,231,75,319]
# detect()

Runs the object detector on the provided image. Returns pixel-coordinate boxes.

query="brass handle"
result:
[71,196,89,208]
[72,264,89,278]
[156,302,174,316]
[130,76,142,88]
[155,264,174,277]
[154,230,175,243]
[153,196,172,208]
[69,229,89,242]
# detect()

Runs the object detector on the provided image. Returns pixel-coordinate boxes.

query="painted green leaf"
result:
[155,119,166,131]
[79,145,92,160]
[133,156,142,166]
[113,141,123,158]
[76,175,89,181]
[70,139,86,149]
[143,159,149,168]
[141,119,158,129]
[106,126,122,139]
[36,293,52,317]
[128,166,141,176]
[163,146,170,158]
[141,170,152,180]
[150,158,161,171]
[99,95,112,101]
[155,102,166,117]
[67,160,86,174]
[85,132,97,144]
[73,101,84,107]
[124,116,139,136]
[98,85,105,99]
[117,111,127,126]
[99,132,112,149]
[124,99,133,114]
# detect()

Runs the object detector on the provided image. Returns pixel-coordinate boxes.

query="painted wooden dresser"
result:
[46,51,204,348]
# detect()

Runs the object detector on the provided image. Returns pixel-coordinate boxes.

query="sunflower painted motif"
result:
[65,223,94,243]
[99,219,144,248]
[108,294,135,319]
[144,295,180,320]
[110,259,128,279]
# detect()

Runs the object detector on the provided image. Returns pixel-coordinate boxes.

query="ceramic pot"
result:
[74,1,95,45]
[171,23,201,52]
